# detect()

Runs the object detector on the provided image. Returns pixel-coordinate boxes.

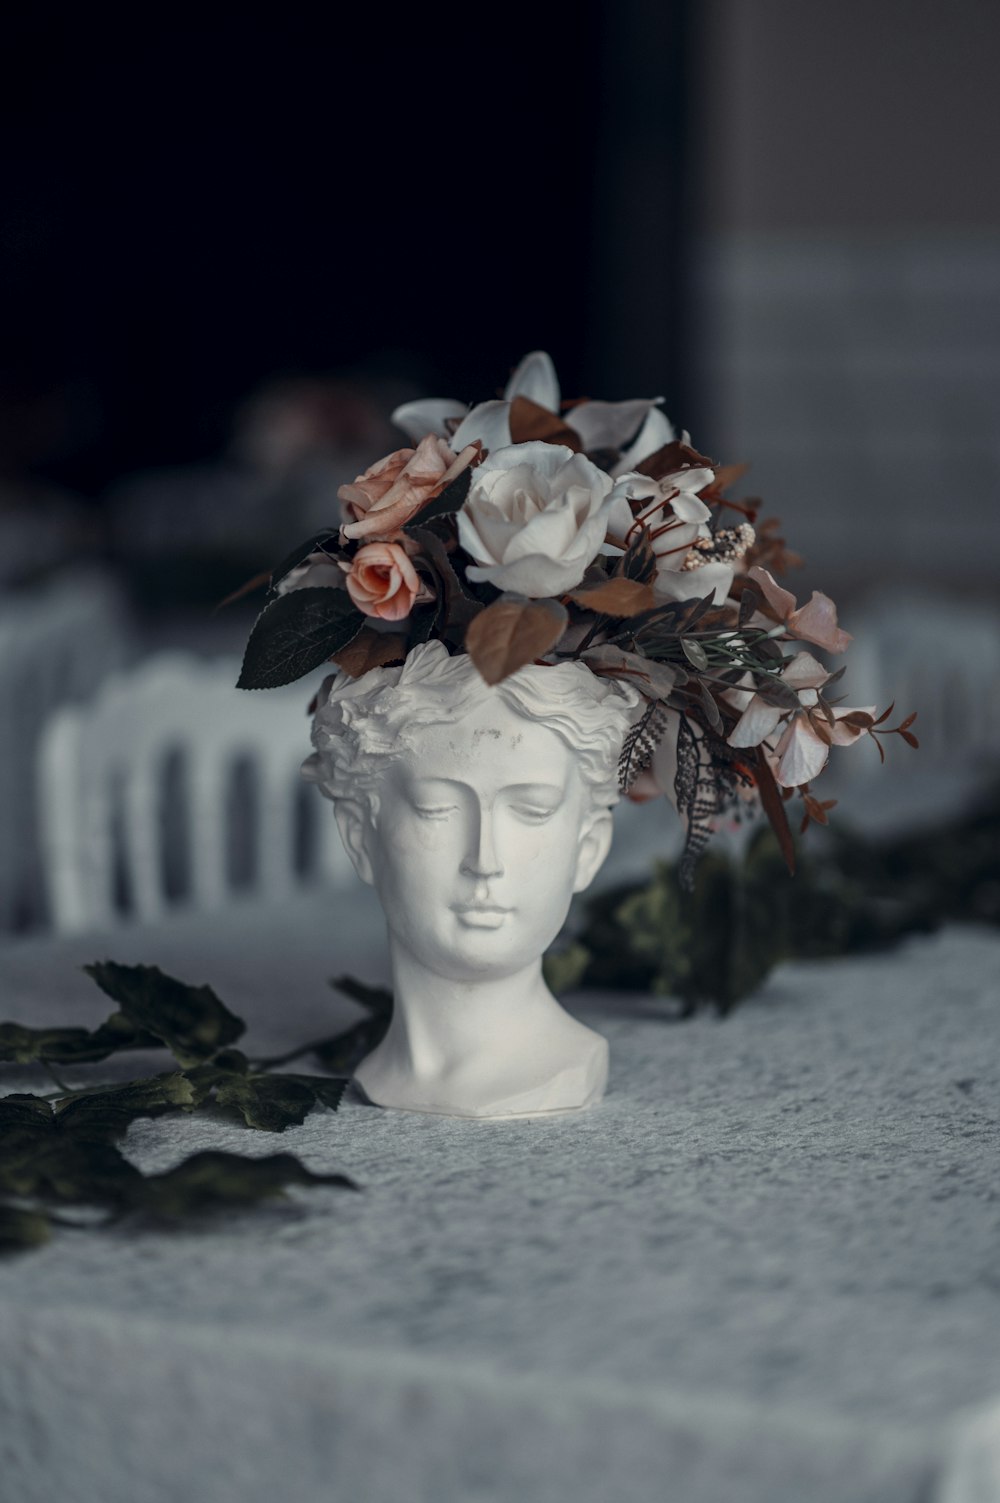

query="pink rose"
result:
[344,542,432,622]
[339,434,480,542]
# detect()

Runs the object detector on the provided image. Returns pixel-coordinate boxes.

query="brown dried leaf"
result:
[464,597,569,686]
[634,439,714,480]
[330,629,408,678]
[214,570,272,613]
[754,752,796,876]
[569,578,657,617]
[705,462,748,493]
[508,396,582,450]
[617,528,657,584]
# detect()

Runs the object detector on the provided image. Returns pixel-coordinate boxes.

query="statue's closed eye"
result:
[510,804,558,823]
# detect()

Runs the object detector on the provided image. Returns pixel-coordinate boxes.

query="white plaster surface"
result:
[1,895,999,1502]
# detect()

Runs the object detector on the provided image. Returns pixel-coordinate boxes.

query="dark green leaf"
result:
[753,675,802,711]
[0,1011,163,1066]
[183,1049,250,1106]
[237,588,364,690]
[1,1135,144,1207]
[698,681,724,732]
[215,1074,319,1131]
[214,1072,347,1131]
[0,1203,52,1252]
[314,978,392,1074]
[269,531,341,591]
[283,1076,349,1112]
[738,586,762,627]
[329,976,393,1015]
[55,1072,196,1138]
[681,638,709,671]
[407,525,483,628]
[542,942,591,994]
[83,962,245,1067]
[139,1150,358,1219]
[0,1094,53,1132]
[407,466,473,526]
[618,528,657,584]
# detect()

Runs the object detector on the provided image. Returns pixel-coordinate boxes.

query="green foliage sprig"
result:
[545,788,1000,1015]
[0,964,383,1254]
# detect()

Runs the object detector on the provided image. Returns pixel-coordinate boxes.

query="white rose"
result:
[457,442,616,597]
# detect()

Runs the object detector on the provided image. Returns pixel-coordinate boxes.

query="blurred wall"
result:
[693,0,1000,601]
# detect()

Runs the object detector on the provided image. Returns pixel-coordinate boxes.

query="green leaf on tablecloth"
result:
[313,977,393,1074]
[54,1071,196,1137]
[215,1072,347,1131]
[83,962,246,1066]
[542,942,591,995]
[0,1133,144,1208]
[329,976,393,1015]
[183,1048,251,1105]
[0,1010,164,1066]
[137,1149,358,1219]
[0,1204,52,1252]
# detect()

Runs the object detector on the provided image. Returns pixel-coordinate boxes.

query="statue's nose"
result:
[459,804,504,881]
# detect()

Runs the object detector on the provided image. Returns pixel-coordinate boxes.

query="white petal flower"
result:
[457,442,616,597]
[504,349,560,410]
[450,399,512,454]
[614,406,677,473]
[391,350,675,461]
[389,398,468,445]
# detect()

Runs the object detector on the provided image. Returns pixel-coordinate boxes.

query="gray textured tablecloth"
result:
[1,895,998,1502]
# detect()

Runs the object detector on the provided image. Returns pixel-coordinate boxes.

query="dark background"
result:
[1,4,697,499]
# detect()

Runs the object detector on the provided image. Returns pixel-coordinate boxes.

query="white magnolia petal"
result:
[390,398,468,444]
[615,404,676,471]
[503,350,560,412]
[566,398,664,454]
[651,520,703,564]
[605,493,635,540]
[828,706,877,746]
[669,492,712,524]
[670,466,715,494]
[727,698,784,748]
[654,561,734,605]
[450,400,512,454]
[722,670,756,714]
[465,551,586,598]
[774,719,831,787]
[780,651,831,691]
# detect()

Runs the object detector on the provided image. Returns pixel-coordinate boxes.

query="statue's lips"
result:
[451,902,512,929]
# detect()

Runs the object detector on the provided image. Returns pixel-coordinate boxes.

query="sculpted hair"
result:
[303,640,641,814]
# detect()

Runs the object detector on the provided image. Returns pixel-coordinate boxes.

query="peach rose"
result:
[344,542,432,622]
[339,433,480,542]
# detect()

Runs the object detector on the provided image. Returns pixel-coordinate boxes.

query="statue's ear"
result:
[572,808,613,894]
[334,799,376,886]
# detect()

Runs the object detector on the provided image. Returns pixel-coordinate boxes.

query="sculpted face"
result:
[339,696,612,982]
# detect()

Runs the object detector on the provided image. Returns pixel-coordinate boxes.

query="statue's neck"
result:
[382,936,560,1076]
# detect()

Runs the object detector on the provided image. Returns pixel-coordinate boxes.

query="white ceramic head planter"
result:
[304,640,640,1118]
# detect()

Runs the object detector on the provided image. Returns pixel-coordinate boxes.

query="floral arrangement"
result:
[237,351,916,880]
